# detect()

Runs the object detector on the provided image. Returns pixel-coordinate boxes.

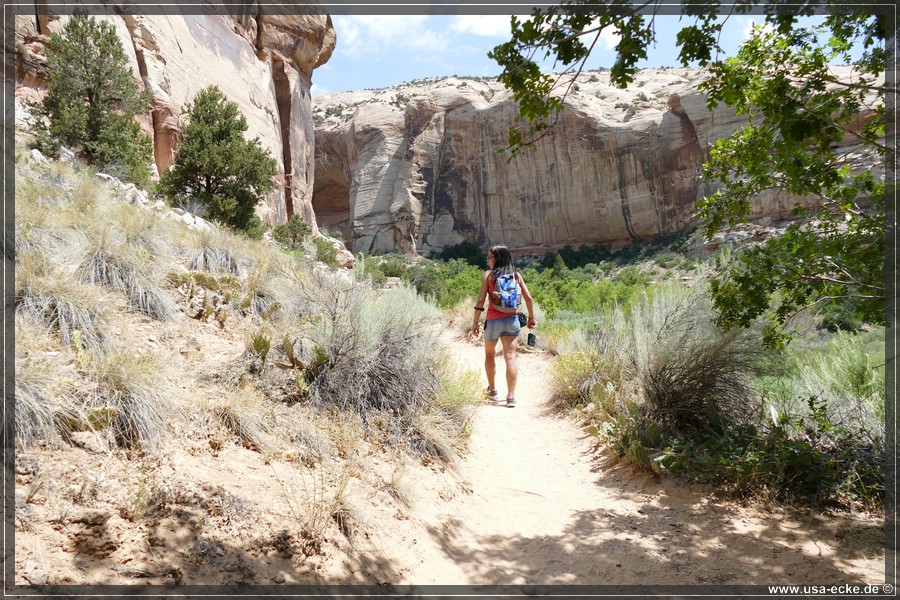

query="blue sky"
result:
[310,14,781,96]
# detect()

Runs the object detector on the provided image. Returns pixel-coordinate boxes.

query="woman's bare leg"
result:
[484,339,498,392]
[500,335,518,398]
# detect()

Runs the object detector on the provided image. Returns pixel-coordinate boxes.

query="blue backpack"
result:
[491,271,520,313]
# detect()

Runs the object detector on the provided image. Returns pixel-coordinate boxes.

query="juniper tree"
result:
[159,86,276,238]
[33,10,153,186]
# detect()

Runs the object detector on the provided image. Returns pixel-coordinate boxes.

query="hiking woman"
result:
[471,245,536,408]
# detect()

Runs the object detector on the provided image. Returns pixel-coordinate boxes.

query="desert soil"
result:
[13,323,885,588]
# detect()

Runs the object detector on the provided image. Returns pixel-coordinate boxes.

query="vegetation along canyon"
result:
[9,1,891,592]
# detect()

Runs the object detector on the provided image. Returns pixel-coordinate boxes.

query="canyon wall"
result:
[312,68,872,255]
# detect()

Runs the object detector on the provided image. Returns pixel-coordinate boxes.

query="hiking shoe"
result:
[484,387,498,400]
[505,396,517,408]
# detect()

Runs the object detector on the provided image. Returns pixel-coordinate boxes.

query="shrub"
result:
[312,236,339,267]
[600,283,775,431]
[159,85,276,235]
[273,215,311,250]
[85,344,176,450]
[285,269,473,456]
[553,280,884,508]
[762,329,885,450]
[435,241,484,266]
[30,11,152,186]
[352,254,387,287]
[818,302,864,333]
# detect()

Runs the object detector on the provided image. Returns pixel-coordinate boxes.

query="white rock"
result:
[58,146,76,163]
[29,149,49,165]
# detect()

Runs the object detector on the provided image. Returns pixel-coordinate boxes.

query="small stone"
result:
[25,569,49,585]
[272,572,286,584]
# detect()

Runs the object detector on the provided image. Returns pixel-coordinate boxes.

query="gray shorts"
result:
[484,315,520,342]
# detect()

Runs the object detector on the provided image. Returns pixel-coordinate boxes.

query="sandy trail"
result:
[384,331,885,586]
[12,326,885,588]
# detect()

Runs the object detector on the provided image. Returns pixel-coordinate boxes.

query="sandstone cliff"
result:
[312,68,874,255]
[13,3,335,231]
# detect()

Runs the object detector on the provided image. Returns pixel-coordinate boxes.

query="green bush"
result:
[353,254,387,286]
[30,11,152,186]
[818,302,864,333]
[159,86,276,235]
[273,215,311,250]
[550,281,885,509]
[312,237,339,267]
[436,241,485,266]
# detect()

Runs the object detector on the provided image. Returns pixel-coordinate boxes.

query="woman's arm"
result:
[517,272,537,329]
[471,270,491,335]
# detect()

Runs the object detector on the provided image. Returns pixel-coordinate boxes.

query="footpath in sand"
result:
[376,331,886,586]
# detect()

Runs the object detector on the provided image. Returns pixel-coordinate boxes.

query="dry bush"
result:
[598,283,776,431]
[83,344,178,450]
[282,411,337,466]
[79,229,176,321]
[16,256,109,352]
[274,270,479,461]
[312,282,440,417]
[201,386,273,452]
[275,463,356,550]
[184,228,243,275]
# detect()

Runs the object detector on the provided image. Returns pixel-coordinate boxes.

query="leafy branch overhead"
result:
[491,2,889,347]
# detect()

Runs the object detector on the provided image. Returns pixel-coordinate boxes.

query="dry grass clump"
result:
[79,228,176,321]
[184,228,242,275]
[17,156,178,322]
[447,296,477,337]
[16,254,109,352]
[14,354,80,450]
[406,351,481,461]
[201,386,274,452]
[241,251,294,319]
[83,344,178,450]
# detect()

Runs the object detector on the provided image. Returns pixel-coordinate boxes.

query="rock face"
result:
[312,68,869,255]
[13,4,335,231]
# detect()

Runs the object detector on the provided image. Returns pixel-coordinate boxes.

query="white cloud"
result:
[450,15,518,38]
[598,26,620,50]
[332,15,451,58]
[310,82,330,97]
[738,17,772,41]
